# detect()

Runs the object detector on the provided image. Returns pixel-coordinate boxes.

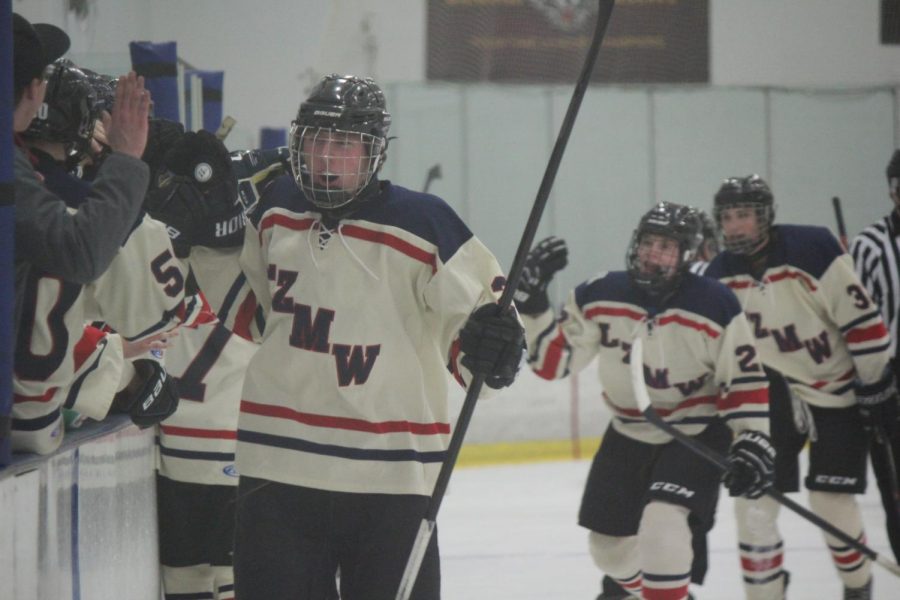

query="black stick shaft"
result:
[428,0,616,526]
[832,196,849,249]
[395,3,618,598]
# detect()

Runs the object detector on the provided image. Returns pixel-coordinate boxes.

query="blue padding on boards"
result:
[129,41,179,122]
[1,3,13,468]
[260,127,287,150]
[184,70,223,132]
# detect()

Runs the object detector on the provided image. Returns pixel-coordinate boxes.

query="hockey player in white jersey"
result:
[144,129,295,600]
[13,57,187,454]
[516,203,773,600]
[232,74,524,600]
[705,175,894,600]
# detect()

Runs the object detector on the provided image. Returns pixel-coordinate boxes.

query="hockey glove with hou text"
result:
[113,359,179,429]
[513,236,568,315]
[459,304,525,390]
[723,430,776,499]
[855,366,899,440]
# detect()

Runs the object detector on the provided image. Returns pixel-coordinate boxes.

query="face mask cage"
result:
[714,202,773,255]
[289,124,385,211]
[625,230,686,296]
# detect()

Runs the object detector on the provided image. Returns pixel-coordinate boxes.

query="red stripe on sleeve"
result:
[845,322,889,344]
[535,330,568,380]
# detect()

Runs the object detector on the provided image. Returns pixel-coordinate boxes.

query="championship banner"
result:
[427,0,709,83]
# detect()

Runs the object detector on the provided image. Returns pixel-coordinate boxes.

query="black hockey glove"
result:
[459,303,525,390]
[163,130,235,194]
[723,430,776,499]
[855,367,899,440]
[113,359,179,429]
[142,118,186,189]
[513,236,568,315]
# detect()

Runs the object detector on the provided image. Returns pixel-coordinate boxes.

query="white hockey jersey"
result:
[236,177,507,496]
[524,271,770,444]
[705,225,891,408]
[13,214,200,454]
[155,247,260,485]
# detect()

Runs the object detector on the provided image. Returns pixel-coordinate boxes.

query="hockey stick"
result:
[628,336,900,577]
[833,195,900,544]
[832,196,849,250]
[214,115,236,141]
[394,2,617,598]
[422,163,442,193]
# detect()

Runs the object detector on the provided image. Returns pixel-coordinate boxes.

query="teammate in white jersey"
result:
[516,203,773,600]
[232,74,524,600]
[705,175,893,600]
[145,130,300,600]
[13,53,183,454]
[848,149,900,564]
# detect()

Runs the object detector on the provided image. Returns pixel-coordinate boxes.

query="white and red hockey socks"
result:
[734,495,786,600]
[808,491,872,590]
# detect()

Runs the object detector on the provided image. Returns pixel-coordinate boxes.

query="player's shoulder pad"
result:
[672,272,742,328]
[776,224,843,279]
[245,172,305,228]
[574,270,630,308]
[352,182,474,264]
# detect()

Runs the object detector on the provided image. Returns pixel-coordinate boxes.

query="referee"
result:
[849,148,900,563]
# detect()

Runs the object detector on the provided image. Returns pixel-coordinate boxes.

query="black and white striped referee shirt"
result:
[850,210,900,361]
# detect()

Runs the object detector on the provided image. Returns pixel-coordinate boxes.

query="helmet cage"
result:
[713,202,773,254]
[626,203,702,296]
[713,175,775,255]
[289,124,386,211]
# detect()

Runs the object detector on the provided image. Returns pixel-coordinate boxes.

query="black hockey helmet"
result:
[696,208,721,260]
[626,202,703,297]
[289,74,391,212]
[23,58,99,161]
[713,174,775,254]
[81,67,118,114]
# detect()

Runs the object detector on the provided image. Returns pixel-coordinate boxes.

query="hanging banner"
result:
[427,0,709,84]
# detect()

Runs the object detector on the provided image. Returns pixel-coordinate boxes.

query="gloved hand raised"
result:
[163,130,234,194]
[513,236,568,315]
[723,430,776,499]
[856,367,899,440]
[459,303,525,389]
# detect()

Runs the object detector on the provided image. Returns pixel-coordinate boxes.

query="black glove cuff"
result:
[513,289,550,315]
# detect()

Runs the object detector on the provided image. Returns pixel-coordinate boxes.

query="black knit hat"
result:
[13,13,70,95]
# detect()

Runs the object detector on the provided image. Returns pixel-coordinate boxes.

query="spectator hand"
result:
[855,367,899,440]
[513,236,568,315]
[459,304,525,390]
[723,430,775,499]
[104,72,151,160]
[113,359,179,428]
